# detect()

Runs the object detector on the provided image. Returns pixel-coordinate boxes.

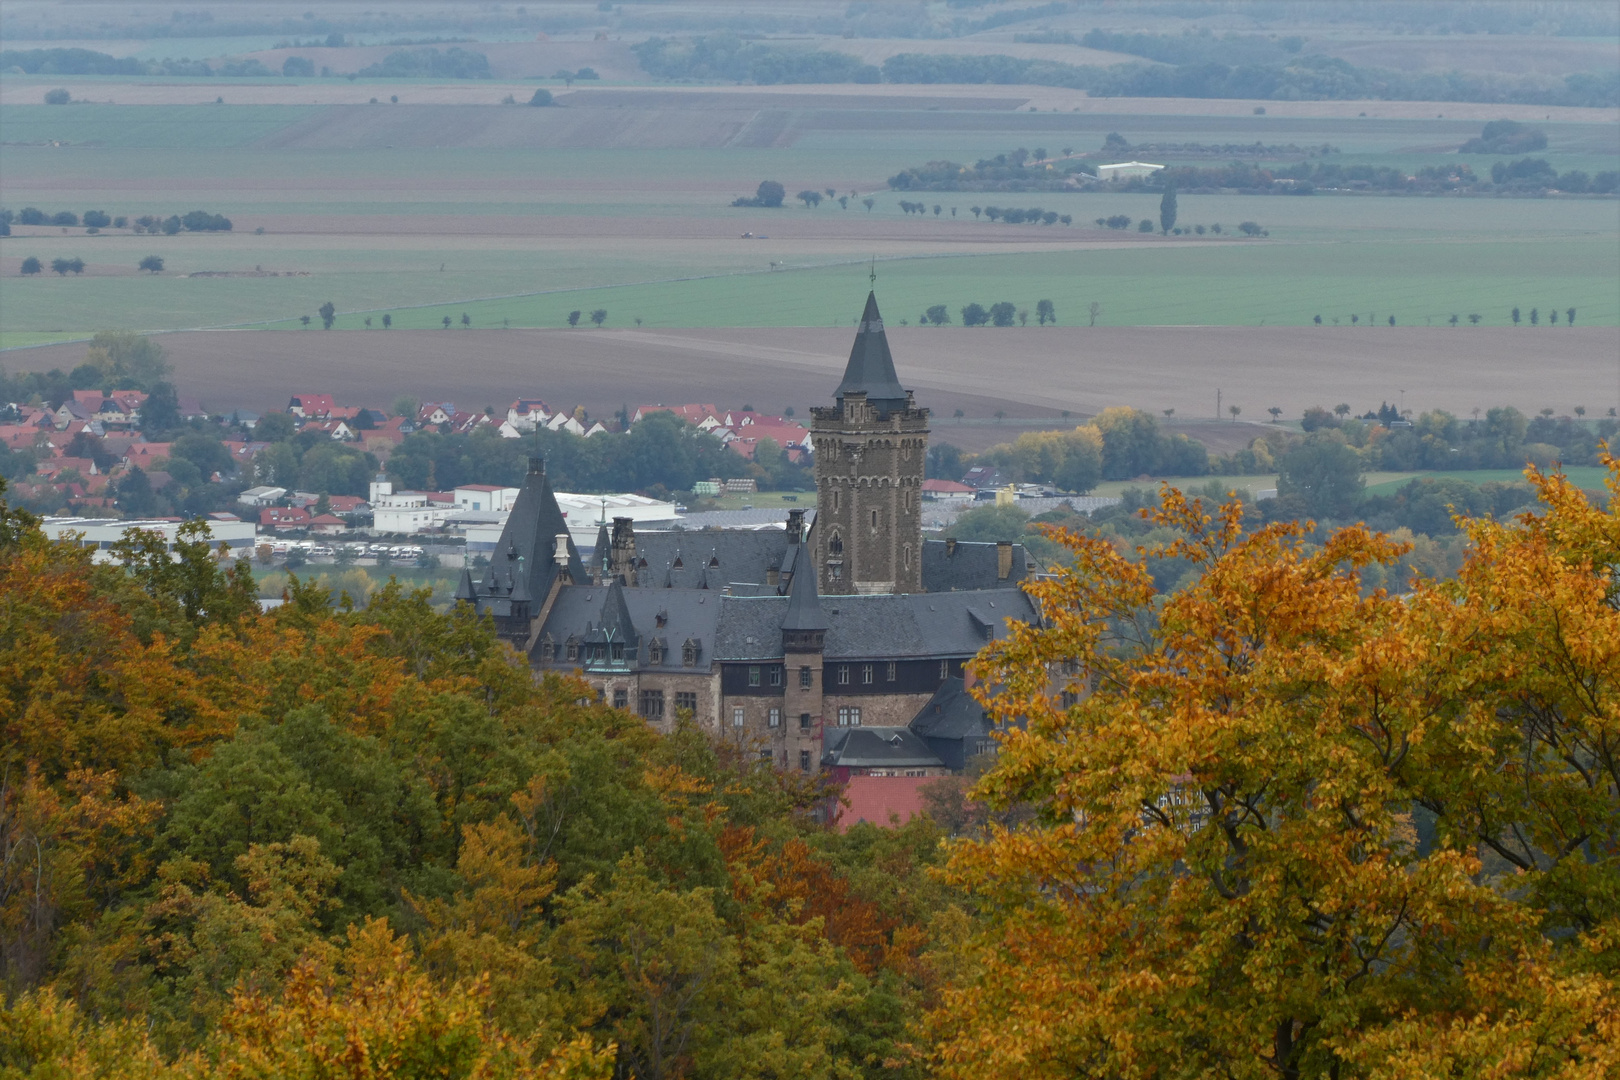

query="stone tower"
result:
[811,292,928,595]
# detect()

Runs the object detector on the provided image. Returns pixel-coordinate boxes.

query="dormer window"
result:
[540,634,556,662]
[709,555,719,567]
[682,638,700,667]
[649,639,665,665]
[566,637,580,662]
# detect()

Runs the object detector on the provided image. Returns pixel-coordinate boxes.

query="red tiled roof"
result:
[834,775,935,832]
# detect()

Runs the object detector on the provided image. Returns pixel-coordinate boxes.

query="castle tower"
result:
[811,292,928,595]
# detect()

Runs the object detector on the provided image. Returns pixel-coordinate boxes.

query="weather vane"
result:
[869,256,876,286]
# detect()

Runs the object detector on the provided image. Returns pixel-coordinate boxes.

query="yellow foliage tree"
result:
[923,462,1620,1078]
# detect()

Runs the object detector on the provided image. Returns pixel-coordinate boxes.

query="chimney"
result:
[945,537,957,557]
[553,533,570,567]
[962,663,976,691]
[785,507,805,543]
[996,540,1012,580]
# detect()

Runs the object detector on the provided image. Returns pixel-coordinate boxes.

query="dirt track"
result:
[18,326,1616,429]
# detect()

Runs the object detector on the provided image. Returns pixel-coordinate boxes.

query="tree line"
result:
[5,207,232,233]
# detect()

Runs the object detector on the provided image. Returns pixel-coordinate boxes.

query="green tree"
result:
[50,258,72,276]
[590,309,608,327]
[529,87,554,106]
[796,190,823,208]
[862,197,875,212]
[138,255,164,273]
[961,303,989,327]
[1530,307,1539,325]
[318,301,336,330]
[20,257,42,276]
[300,315,311,328]
[755,181,785,207]
[44,88,70,105]
[255,411,297,443]
[381,313,392,328]
[1036,299,1055,325]
[1278,432,1364,517]
[1567,307,1576,326]
[567,310,582,327]
[461,312,471,328]
[140,381,181,434]
[1469,313,1482,324]
[442,315,452,329]
[947,503,1031,544]
[1512,306,1521,325]
[1158,184,1177,234]
[925,305,950,326]
[988,303,1016,327]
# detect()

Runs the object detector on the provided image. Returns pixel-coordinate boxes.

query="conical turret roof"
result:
[835,292,909,414]
[781,555,829,632]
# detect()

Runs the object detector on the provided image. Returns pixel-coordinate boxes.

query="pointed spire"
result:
[454,566,476,602]
[835,291,909,414]
[782,553,829,632]
[600,580,636,643]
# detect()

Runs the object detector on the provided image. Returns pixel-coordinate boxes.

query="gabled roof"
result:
[922,538,1032,592]
[835,292,909,414]
[909,677,991,741]
[823,727,944,769]
[714,588,1036,661]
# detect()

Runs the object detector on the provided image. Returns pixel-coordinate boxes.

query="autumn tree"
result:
[921,462,1620,1079]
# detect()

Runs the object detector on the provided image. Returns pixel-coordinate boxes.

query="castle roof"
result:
[835,292,910,414]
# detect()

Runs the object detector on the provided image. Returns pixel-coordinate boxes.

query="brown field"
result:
[6,79,1613,125]
[19,326,1616,432]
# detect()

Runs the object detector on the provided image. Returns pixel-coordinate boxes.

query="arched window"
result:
[828,532,843,555]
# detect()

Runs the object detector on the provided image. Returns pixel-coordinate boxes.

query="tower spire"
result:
[835,292,908,414]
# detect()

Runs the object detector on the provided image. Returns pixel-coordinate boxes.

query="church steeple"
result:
[835,292,909,415]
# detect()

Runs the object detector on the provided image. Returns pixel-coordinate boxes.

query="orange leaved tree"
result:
[923,464,1619,1078]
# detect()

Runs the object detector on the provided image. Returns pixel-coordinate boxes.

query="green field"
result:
[247,237,1619,331]
[2,100,1616,343]
[1361,465,1612,496]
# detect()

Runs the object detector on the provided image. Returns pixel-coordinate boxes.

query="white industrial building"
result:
[42,515,257,563]
[1095,160,1165,180]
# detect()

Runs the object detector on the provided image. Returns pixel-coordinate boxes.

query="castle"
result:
[455,292,1034,774]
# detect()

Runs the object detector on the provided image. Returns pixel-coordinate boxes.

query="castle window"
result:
[760,748,774,762]
[838,706,862,727]
[682,639,699,667]
[861,664,873,684]
[939,659,949,679]
[732,707,745,728]
[837,665,850,685]
[768,707,781,728]
[540,635,556,661]
[613,688,627,709]
[611,642,624,661]
[675,691,698,715]
[799,665,812,688]
[769,665,782,687]
[800,712,811,730]
[640,690,665,720]
[828,532,843,555]
[886,661,896,682]
[566,638,580,662]
[649,641,664,665]
[800,750,812,772]
[871,510,878,528]
[748,665,761,687]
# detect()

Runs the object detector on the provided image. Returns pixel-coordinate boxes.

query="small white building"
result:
[42,515,257,563]
[1096,160,1165,181]
[238,485,287,507]
[454,484,521,512]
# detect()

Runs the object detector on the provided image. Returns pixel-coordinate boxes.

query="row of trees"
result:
[920,300,1058,326]
[7,207,232,232]
[14,256,164,276]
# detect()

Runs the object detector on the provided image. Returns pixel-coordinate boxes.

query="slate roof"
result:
[822,727,945,770]
[712,588,1036,662]
[909,677,991,741]
[614,521,812,591]
[921,539,1033,592]
[834,292,910,415]
[458,457,586,618]
[532,584,723,669]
